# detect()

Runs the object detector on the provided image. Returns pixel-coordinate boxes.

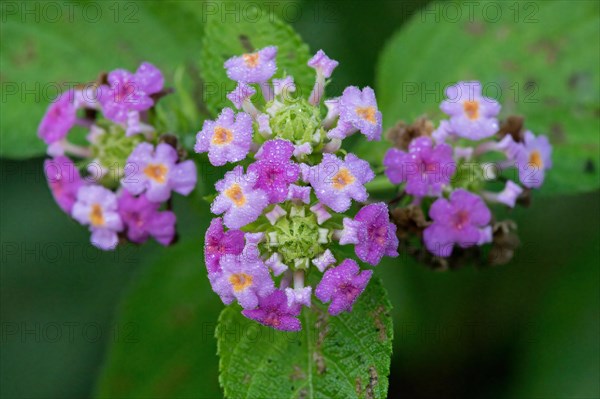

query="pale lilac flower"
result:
[384,137,455,197]
[266,205,286,225]
[211,253,275,309]
[211,166,269,229]
[315,259,373,316]
[310,202,331,224]
[272,76,296,97]
[226,83,256,109]
[224,46,277,83]
[117,191,175,246]
[72,185,123,250]
[287,184,311,204]
[312,249,335,272]
[515,131,553,188]
[339,203,399,266]
[432,120,453,144]
[242,289,302,331]
[331,86,382,141]
[195,108,253,166]
[44,156,83,213]
[265,253,288,276]
[256,113,272,136]
[308,154,374,213]
[308,50,339,105]
[125,111,154,137]
[293,143,312,158]
[122,142,197,202]
[285,287,312,307]
[38,90,77,144]
[423,189,492,257]
[99,62,164,123]
[204,218,245,275]
[440,81,500,140]
[248,139,300,203]
[483,180,523,208]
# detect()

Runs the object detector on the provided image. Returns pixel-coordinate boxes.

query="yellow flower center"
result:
[332,168,355,190]
[529,150,543,169]
[211,126,234,145]
[463,100,480,120]
[225,184,246,207]
[229,273,253,292]
[243,52,260,68]
[89,203,105,227]
[144,163,168,184]
[355,106,377,124]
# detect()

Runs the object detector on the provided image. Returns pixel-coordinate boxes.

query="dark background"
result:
[2,1,599,398]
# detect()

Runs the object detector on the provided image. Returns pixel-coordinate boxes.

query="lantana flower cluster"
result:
[40,62,197,250]
[383,81,552,266]
[197,47,398,331]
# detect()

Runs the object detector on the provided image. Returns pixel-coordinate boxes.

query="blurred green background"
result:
[1,1,599,398]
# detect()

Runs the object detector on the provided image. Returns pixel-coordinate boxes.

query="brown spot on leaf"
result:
[365,366,378,399]
[289,365,306,382]
[465,21,485,36]
[11,39,37,67]
[355,377,363,397]
[549,123,566,144]
[370,306,388,342]
[530,39,562,64]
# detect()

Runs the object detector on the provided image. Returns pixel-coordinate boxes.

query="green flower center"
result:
[90,124,142,187]
[265,206,328,268]
[268,98,323,144]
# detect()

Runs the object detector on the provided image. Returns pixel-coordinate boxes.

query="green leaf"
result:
[217,277,393,399]
[94,238,224,398]
[1,2,206,159]
[199,3,313,116]
[376,0,600,195]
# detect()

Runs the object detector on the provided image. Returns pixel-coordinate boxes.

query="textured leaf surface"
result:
[376,0,600,195]
[1,2,205,159]
[199,3,313,116]
[217,277,393,399]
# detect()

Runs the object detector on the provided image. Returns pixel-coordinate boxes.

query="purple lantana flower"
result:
[98,62,164,123]
[195,108,253,166]
[515,131,552,188]
[226,83,256,110]
[211,166,269,229]
[308,49,339,79]
[440,81,500,140]
[339,203,399,266]
[224,46,277,83]
[328,86,382,141]
[315,259,373,316]
[423,189,492,257]
[308,153,374,213]
[38,90,77,144]
[117,191,176,246]
[248,139,300,203]
[122,142,197,202]
[204,218,245,274]
[72,185,123,250]
[44,156,84,213]
[242,289,302,331]
[384,136,456,197]
[210,251,275,309]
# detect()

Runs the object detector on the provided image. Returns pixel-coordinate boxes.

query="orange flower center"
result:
[225,184,246,207]
[211,126,234,145]
[144,163,168,184]
[243,52,260,68]
[463,100,480,120]
[529,150,543,169]
[229,273,253,292]
[89,203,105,227]
[355,106,377,124]
[332,168,355,190]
